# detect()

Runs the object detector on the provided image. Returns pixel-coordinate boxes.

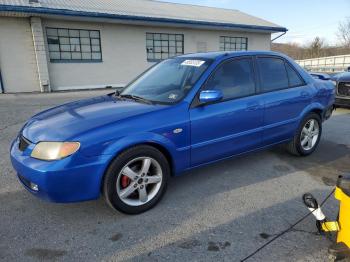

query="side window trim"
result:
[255,55,305,94]
[284,61,307,88]
[190,56,257,108]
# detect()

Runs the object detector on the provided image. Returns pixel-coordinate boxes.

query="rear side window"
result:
[257,57,289,92]
[205,58,256,100]
[285,63,304,87]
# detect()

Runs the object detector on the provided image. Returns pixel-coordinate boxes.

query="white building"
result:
[0,0,287,93]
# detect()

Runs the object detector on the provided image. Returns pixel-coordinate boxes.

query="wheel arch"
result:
[299,103,325,123]
[99,131,184,191]
[309,108,323,119]
[142,142,174,175]
[100,141,176,194]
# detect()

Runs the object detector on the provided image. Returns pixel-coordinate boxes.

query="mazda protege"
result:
[10,51,335,214]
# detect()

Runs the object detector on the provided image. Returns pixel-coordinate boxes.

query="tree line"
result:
[272,18,350,60]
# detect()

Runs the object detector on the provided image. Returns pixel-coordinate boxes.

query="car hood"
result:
[332,72,350,82]
[22,95,165,143]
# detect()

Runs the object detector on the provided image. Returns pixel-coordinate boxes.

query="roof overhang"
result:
[0,4,288,33]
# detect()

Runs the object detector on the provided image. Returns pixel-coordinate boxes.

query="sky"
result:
[159,0,350,46]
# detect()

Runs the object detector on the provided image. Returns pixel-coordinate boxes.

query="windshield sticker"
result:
[181,60,205,67]
[168,93,178,100]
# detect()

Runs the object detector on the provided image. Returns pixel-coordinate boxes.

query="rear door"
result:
[189,57,264,166]
[256,56,311,146]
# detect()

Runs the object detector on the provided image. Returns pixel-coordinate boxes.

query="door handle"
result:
[246,103,260,111]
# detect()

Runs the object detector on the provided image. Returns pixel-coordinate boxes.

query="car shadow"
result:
[272,140,350,186]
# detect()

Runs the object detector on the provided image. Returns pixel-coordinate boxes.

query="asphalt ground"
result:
[0,90,349,262]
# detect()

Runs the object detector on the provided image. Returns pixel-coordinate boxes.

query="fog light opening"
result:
[30,182,39,191]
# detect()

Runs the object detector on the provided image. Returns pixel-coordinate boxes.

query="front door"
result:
[190,57,264,167]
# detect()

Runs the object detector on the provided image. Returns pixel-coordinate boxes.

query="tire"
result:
[103,145,170,214]
[286,113,322,156]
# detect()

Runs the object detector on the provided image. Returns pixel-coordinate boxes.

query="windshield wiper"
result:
[119,94,154,105]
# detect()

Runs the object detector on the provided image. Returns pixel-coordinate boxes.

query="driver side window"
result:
[205,58,256,100]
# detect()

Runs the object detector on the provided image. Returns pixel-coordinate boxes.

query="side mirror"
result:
[199,90,223,104]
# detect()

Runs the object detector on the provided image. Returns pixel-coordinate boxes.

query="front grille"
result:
[18,135,31,152]
[337,82,350,97]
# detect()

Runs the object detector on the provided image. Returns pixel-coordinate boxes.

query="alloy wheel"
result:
[116,157,163,206]
[300,119,320,151]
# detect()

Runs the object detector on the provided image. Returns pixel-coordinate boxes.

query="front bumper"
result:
[10,136,110,203]
[335,97,350,108]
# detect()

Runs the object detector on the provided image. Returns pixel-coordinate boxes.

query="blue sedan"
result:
[331,71,350,108]
[10,51,335,214]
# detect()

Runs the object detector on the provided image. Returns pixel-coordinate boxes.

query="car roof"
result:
[178,50,286,60]
[177,50,314,85]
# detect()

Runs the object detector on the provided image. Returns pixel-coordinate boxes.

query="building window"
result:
[46,27,102,62]
[219,36,248,51]
[146,33,184,62]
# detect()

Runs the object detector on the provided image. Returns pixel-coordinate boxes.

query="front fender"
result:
[101,132,190,175]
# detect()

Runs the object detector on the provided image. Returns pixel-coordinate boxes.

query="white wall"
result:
[42,19,272,91]
[0,17,39,92]
[0,16,272,93]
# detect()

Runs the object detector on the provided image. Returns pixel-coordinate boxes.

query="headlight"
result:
[31,142,80,161]
[331,80,337,87]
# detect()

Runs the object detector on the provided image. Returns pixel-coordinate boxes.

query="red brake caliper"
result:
[121,175,130,188]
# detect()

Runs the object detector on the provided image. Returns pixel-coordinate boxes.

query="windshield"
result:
[121,57,212,104]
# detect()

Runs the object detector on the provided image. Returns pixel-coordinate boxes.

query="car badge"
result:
[173,128,183,134]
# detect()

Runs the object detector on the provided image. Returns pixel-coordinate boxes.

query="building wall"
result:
[0,16,272,93]
[42,19,272,91]
[0,17,39,92]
